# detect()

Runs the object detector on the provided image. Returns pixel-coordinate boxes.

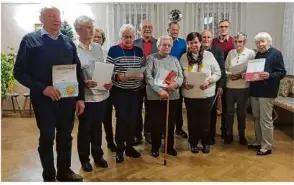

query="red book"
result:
[164,70,177,85]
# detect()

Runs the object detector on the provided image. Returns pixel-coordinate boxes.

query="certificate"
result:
[52,64,79,98]
[126,67,146,77]
[92,62,114,90]
[186,72,207,85]
[245,59,266,81]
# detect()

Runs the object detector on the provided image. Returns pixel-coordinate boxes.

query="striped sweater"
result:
[106,45,145,89]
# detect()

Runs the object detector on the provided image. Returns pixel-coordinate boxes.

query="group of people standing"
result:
[13,5,286,182]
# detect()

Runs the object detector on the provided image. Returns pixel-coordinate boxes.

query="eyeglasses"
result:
[234,40,244,43]
[123,35,133,39]
[219,26,229,29]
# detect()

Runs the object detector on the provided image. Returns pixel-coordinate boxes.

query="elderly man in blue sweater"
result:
[13,6,84,182]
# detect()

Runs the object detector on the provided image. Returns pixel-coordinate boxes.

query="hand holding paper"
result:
[52,64,79,98]
[186,72,207,85]
[92,62,114,90]
[245,59,266,81]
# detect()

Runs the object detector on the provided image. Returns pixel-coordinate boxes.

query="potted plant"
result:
[1,47,16,98]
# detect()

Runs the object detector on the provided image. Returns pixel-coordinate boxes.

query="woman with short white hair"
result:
[248,32,286,155]
[74,15,111,172]
[145,35,183,158]
[106,24,145,163]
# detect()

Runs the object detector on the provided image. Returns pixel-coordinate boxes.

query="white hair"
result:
[40,5,60,16]
[157,35,173,48]
[254,32,272,46]
[73,15,94,33]
[119,24,135,38]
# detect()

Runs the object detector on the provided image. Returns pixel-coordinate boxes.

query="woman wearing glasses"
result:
[106,24,145,163]
[224,32,256,145]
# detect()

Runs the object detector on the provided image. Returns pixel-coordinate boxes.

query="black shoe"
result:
[43,170,56,182]
[116,152,124,163]
[224,135,233,144]
[81,162,93,172]
[208,139,216,145]
[190,145,199,154]
[94,157,108,168]
[133,136,143,146]
[248,144,261,150]
[57,169,83,182]
[256,149,272,156]
[151,150,159,158]
[175,129,188,139]
[202,145,210,154]
[167,148,177,156]
[239,136,248,145]
[107,143,117,152]
[44,178,57,182]
[145,133,152,144]
[126,147,141,158]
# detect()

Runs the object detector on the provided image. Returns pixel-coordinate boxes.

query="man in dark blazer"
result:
[133,19,158,145]
[201,30,226,145]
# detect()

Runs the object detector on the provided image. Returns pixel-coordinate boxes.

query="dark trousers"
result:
[148,99,178,152]
[135,87,150,139]
[103,95,115,145]
[175,90,184,131]
[77,100,106,164]
[111,86,141,153]
[31,94,76,180]
[185,97,214,146]
[225,88,249,137]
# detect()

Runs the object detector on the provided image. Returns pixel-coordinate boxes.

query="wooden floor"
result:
[1,110,294,182]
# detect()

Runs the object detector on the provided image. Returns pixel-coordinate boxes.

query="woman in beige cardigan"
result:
[180,32,221,154]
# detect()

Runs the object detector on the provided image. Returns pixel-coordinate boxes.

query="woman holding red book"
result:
[145,35,184,158]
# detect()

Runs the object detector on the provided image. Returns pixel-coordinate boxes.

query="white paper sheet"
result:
[186,72,207,85]
[246,59,266,73]
[126,67,146,77]
[229,61,248,74]
[92,62,114,90]
[52,64,78,98]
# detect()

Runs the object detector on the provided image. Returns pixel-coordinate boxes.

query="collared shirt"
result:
[142,38,152,58]
[40,27,62,40]
[170,37,187,61]
[75,40,109,102]
[212,36,234,60]
[225,47,256,89]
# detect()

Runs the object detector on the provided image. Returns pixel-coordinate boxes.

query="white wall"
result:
[244,3,285,49]
[1,3,286,110]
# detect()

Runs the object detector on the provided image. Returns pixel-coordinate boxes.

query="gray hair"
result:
[157,35,173,48]
[40,5,60,16]
[119,24,135,38]
[254,32,272,46]
[234,32,248,42]
[74,15,94,33]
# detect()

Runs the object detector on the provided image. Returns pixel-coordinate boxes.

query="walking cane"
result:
[210,91,219,110]
[164,96,170,166]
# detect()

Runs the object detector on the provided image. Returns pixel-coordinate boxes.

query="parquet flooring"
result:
[1,111,293,181]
